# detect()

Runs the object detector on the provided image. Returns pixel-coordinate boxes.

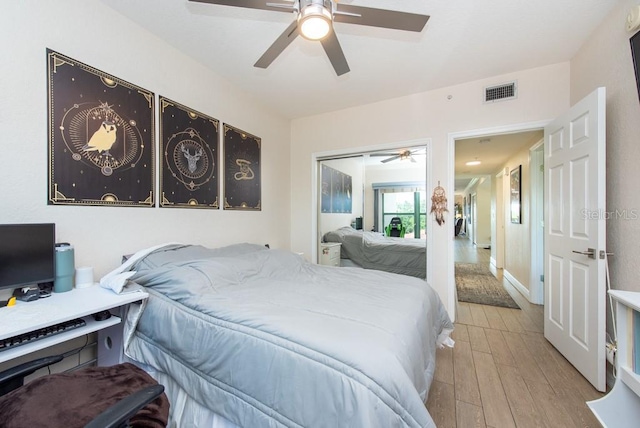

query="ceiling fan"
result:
[370,149,419,163]
[188,0,429,76]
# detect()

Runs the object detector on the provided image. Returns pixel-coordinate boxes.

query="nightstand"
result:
[319,243,341,267]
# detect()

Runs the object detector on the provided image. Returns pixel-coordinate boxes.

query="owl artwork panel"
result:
[47,49,155,207]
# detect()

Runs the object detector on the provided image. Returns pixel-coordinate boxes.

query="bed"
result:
[323,227,427,278]
[112,243,452,428]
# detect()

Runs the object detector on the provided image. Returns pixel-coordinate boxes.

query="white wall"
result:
[0,1,291,278]
[466,177,492,247]
[503,146,533,292]
[570,0,640,295]
[291,63,570,317]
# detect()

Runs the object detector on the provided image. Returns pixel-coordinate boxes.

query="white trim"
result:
[529,140,545,304]
[494,168,506,270]
[489,258,497,277]
[311,138,433,287]
[504,269,530,300]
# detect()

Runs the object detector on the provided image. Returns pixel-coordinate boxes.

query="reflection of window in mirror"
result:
[381,191,426,239]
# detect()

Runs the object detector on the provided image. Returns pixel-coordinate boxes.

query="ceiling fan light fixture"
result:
[299,4,332,40]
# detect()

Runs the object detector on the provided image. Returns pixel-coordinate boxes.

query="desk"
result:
[0,285,148,364]
[587,290,640,427]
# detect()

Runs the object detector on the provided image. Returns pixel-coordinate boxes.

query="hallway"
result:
[426,237,603,427]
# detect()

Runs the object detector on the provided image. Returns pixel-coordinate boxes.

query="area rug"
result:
[455,263,520,309]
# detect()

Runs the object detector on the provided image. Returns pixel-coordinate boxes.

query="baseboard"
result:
[503,269,530,301]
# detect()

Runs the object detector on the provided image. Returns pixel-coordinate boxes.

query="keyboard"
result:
[0,318,87,352]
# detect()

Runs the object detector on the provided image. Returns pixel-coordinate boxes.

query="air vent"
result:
[484,81,517,103]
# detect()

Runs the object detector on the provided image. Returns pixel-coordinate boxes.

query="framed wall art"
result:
[320,165,352,214]
[223,124,261,210]
[159,97,219,209]
[510,165,522,224]
[47,49,154,207]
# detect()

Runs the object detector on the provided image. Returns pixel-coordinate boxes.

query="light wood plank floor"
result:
[426,237,605,427]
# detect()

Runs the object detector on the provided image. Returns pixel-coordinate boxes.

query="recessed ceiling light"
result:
[466,160,481,166]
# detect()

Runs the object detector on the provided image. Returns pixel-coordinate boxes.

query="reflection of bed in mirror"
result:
[323,227,426,278]
[114,243,452,428]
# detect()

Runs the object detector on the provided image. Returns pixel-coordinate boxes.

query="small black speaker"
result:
[355,217,363,230]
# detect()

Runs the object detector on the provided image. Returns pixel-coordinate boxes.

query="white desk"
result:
[0,285,148,364]
[587,290,640,427]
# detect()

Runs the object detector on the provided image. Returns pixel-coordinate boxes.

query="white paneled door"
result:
[544,87,606,392]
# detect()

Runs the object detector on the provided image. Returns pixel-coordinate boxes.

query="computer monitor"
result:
[0,223,56,291]
[631,30,640,102]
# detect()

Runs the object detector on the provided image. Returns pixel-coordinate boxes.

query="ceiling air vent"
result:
[484,81,517,103]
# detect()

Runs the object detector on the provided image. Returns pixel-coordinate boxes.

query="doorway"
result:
[453,128,545,310]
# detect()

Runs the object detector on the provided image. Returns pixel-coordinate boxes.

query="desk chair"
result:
[454,218,464,236]
[385,217,406,238]
[0,355,169,428]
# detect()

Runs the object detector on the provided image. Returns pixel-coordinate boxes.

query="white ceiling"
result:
[454,130,543,193]
[100,0,618,119]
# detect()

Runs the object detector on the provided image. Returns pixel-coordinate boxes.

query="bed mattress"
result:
[122,243,452,428]
[323,227,426,278]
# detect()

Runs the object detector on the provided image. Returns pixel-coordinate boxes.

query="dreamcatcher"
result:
[430,182,449,225]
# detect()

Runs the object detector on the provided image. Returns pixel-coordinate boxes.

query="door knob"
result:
[572,248,596,259]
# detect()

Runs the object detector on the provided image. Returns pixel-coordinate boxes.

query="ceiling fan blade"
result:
[320,30,350,76]
[381,155,401,163]
[188,0,295,13]
[370,153,399,157]
[334,5,429,32]
[254,20,300,69]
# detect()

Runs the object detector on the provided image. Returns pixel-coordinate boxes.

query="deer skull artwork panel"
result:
[159,96,219,209]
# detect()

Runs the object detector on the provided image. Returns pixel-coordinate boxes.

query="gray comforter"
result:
[123,243,452,428]
[323,227,426,278]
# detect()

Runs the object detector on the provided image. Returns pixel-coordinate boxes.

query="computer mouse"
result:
[92,310,112,321]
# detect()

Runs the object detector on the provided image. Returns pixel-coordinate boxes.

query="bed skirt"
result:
[129,360,240,428]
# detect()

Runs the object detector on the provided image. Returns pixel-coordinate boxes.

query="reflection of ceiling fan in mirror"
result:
[371,149,419,163]
[188,0,430,76]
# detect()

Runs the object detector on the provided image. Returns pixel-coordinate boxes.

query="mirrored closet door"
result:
[317,147,428,279]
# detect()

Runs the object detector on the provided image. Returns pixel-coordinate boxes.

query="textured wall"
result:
[0,1,291,280]
[570,0,640,294]
[291,63,570,317]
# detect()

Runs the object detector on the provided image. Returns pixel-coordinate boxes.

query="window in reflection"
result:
[382,191,427,239]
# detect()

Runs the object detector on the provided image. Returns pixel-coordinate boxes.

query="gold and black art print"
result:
[321,165,352,213]
[47,49,154,207]
[159,97,219,208]
[223,124,261,211]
